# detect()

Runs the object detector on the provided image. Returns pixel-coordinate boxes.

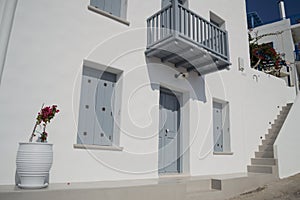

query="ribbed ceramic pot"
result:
[16,142,53,189]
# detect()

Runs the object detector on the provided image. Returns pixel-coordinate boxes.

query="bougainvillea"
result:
[249,31,285,77]
[29,104,60,142]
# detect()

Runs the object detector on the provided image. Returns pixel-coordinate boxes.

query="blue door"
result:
[159,88,181,174]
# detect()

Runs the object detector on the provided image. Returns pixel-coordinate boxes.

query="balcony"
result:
[145,2,231,75]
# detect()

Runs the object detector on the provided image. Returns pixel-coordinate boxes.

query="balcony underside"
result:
[145,35,231,75]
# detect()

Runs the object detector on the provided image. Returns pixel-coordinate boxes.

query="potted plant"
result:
[16,104,59,189]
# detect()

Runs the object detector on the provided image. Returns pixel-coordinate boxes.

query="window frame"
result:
[76,61,123,150]
[212,98,232,154]
[209,11,226,30]
[88,0,130,26]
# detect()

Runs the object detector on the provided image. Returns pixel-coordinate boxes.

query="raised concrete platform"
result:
[0,173,277,200]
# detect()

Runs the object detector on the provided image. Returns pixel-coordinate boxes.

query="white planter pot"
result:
[16,142,53,189]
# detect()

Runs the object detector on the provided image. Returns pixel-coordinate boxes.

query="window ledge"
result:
[213,152,234,155]
[159,173,190,179]
[88,5,130,26]
[73,144,124,151]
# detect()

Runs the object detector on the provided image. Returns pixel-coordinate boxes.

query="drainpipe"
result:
[0,0,18,87]
[278,0,286,20]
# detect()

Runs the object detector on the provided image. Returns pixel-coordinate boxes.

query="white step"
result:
[265,133,277,140]
[247,165,274,174]
[258,144,273,152]
[267,128,279,135]
[251,158,276,166]
[281,107,290,112]
[279,109,289,116]
[273,118,285,125]
[271,124,282,131]
[276,114,286,121]
[255,151,274,158]
[286,103,293,108]
[262,139,276,145]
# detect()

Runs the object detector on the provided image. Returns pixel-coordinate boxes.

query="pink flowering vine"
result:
[29,104,60,142]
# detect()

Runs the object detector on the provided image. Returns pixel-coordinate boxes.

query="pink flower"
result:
[31,104,60,142]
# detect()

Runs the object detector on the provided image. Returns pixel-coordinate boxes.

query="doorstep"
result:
[0,172,277,200]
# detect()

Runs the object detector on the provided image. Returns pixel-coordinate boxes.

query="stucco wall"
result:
[0,0,295,185]
[251,19,297,87]
[274,95,300,178]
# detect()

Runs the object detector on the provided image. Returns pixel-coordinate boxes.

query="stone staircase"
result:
[247,103,293,175]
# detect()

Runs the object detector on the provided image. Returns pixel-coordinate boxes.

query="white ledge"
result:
[88,5,130,26]
[213,152,234,155]
[73,144,123,151]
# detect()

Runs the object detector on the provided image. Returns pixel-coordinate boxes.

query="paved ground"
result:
[228,173,300,200]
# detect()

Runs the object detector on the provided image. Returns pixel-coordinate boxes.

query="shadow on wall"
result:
[145,57,207,103]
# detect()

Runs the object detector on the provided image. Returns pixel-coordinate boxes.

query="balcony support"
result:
[175,53,206,68]
[187,59,218,72]
[161,47,192,63]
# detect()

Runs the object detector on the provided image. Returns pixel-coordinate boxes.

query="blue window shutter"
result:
[94,71,116,146]
[77,68,98,145]
[110,0,121,17]
[90,0,105,10]
[78,67,117,146]
[103,0,112,14]
[91,0,122,18]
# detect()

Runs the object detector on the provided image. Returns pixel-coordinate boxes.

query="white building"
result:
[248,0,300,91]
[0,0,300,195]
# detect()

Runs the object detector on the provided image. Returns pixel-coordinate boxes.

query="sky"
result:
[246,0,300,23]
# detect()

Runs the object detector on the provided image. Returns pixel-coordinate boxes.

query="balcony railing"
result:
[146,2,230,62]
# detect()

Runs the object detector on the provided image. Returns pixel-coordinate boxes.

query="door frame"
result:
[158,87,183,175]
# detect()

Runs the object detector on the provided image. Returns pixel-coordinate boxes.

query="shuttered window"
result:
[90,0,122,17]
[213,100,231,153]
[77,67,117,146]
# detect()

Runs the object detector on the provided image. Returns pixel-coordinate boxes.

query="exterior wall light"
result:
[175,72,189,79]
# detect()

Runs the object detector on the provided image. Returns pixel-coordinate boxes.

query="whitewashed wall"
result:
[0,0,295,185]
[251,19,297,87]
[275,95,300,178]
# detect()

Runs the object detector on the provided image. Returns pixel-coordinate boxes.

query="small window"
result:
[77,67,118,146]
[90,0,121,17]
[89,0,129,25]
[212,99,231,153]
[210,11,225,29]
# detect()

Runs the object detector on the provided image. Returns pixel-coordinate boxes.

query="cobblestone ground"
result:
[228,173,300,200]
